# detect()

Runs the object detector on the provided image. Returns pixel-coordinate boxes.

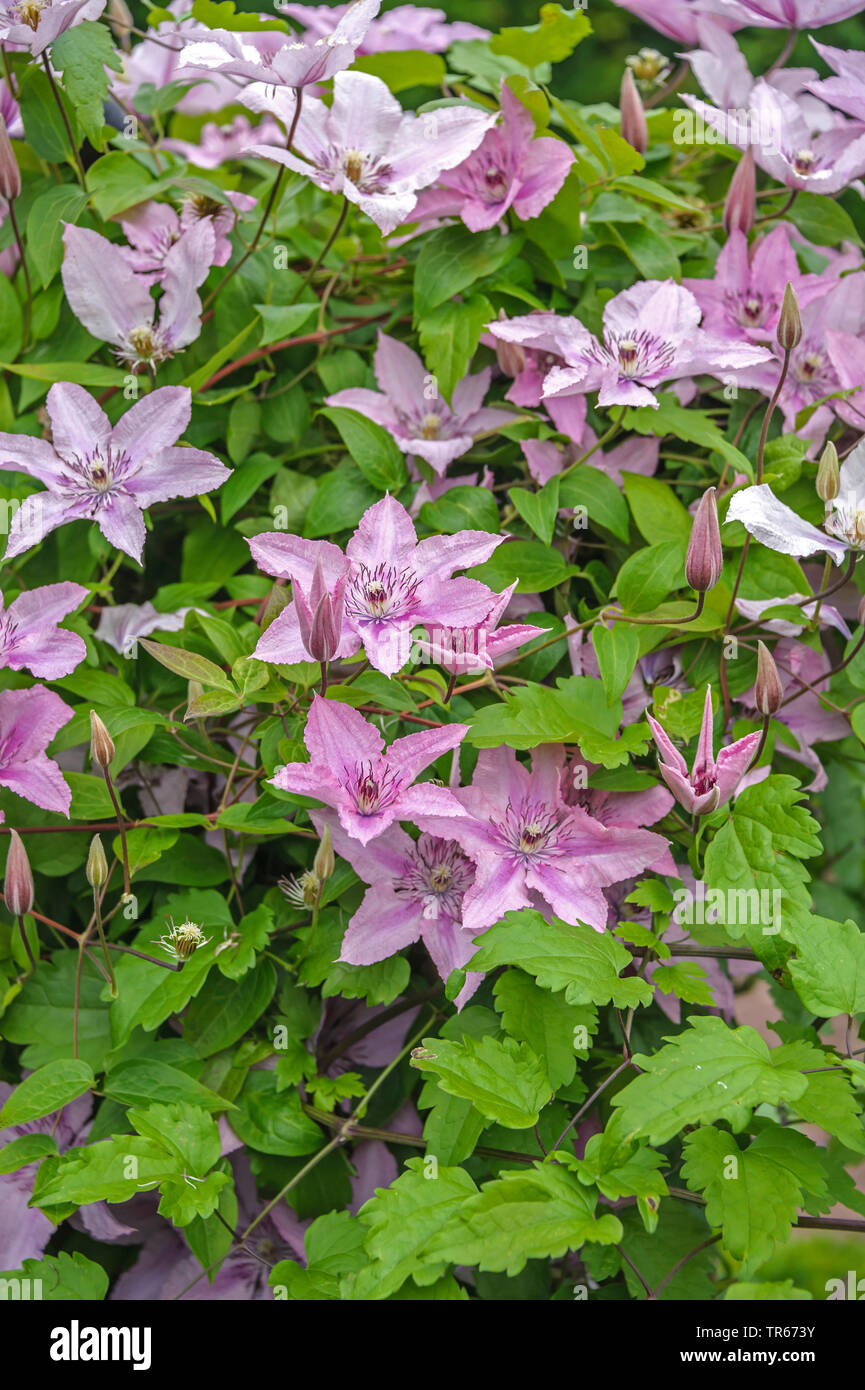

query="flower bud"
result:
[723,147,756,237]
[5,829,33,917]
[816,440,840,503]
[90,710,115,770]
[86,834,108,890]
[106,0,133,49]
[776,282,802,351]
[296,560,345,664]
[859,593,865,628]
[493,308,526,378]
[313,822,334,883]
[685,487,723,593]
[620,67,648,156]
[755,640,783,716]
[0,116,20,203]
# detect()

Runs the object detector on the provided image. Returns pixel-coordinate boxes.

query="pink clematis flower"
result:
[0,0,105,56]
[683,226,833,343]
[0,582,87,678]
[95,601,199,659]
[119,192,255,281]
[518,280,772,411]
[271,694,468,845]
[734,590,851,638]
[0,383,229,564]
[0,685,74,815]
[422,744,670,935]
[312,810,483,1005]
[682,19,831,127]
[608,0,737,43]
[522,429,659,489]
[240,70,497,236]
[280,3,489,53]
[699,0,865,27]
[684,80,865,195]
[111,0,248,117]
[326,332,519,476]
[806,40,865,124]
[485,310,597,443]
[250,493,504,677]
[61,220,215,370]
[411,81,574,233]
[648,685,761,816]
[162,114,285,168]
[177,0,381,88]
[412,582,546,677]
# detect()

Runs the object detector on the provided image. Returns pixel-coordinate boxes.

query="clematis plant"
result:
[648,685,762,816]
[0,686,75,815]
[0,383,229,564]
[0,582,87,678]
[0,0,105,55]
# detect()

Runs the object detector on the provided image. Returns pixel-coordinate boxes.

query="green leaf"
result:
[417,294,492,403]
[559,464,630,542]
[418,1082,487,1167]
[318,406,408,493]
[426,1163,621,1278]
[467,539,579,592]
[231,1071,323,1156]
[0,361,128,387]
[19,68,78,163]
[623,393,753,479]
[508,477,560,545]
[622,471,693,544]
[0,1059,93,1127]
[410,1033,551,1129]
[353,49,446,92]
[52,22,122,149]
[305,468,381,537]
[600,218,680,281]
[419,484,500,534]
[725,1280,812,1301]
[414,224,523,318]
[615,539,686,613]
[0,1133,58,1175]
[352,1157,478,1300]
[138,638,235,692]
[466,675,650,768]
[65,772,114,820]
[184,959,277,1056]
[612,1016,810,1146]
[490,4,591,67]
[591,624,640,706]
[0,1252,108,1301]
[493,969,596,1089]
[788,917,865,1017]
[573,1112,668,1202]
[190,0,288,29]
[2,952,112,1071]
[681,1126,830,1274]
[255,301,317,347]
[471,909,654,1010]
[26,186,89,289]
[787,192,861,249]
[103,1059,231,1112]
[651,961,716,1006]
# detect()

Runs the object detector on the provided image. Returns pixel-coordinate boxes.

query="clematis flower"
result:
[528,280,772,411]
[61,220,215,370]
[734,590,851,638]
[806,40,865,124]
[0,382,229,564]
[111,0,247,117]
[95,601,199,658]
[422,744,669,935]
[608,0,737,43]
[270,694,468,845]
[522,430,659,488]
[0,582,87,678]
[280,3,489,53]
[412,582,546,677]
[177,0,382,88]
[484,310,595,442]
[683,227,833,343]
[312,810,483,1005]
[0,1087,92,1267]
[410,81,574,233]
[684,80,865,195]
[326,332,519,476]
[0,685,74,815]
[681,19,831,128]
[0,79,23,139]
[699,0,865,27]
[119,192,255,281]
[249,493,505,677]
[240,70,497,236]
[727,444,865,565]
[162,114,284,168]
[648,685,761,816]
[0,0,105,56]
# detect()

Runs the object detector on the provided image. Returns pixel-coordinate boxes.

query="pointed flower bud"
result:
[620,68,648,156]
[295,558,345,664]
[777,282,802,351]
[816,440,840,502]
[0,116,20,203]
[107,0,133,49]
[86,834,108,890]
[723,147,756,237]
[685,487,723,593]
[859,593,865,628]
[313,822,334,883]
[755,640,783,716]
[90,710,115,770]
[5,829,34,918]
[493,308,526,378]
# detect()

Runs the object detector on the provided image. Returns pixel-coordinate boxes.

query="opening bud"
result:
[86,834,109,890]
[685,487,723,593]
[620,67,648,156]
[0,116,20,203]
[4,829,34,918]
[816,440,840,503]
[776,282,802,351]
[90,710,115,770]
[723,148,756,237]
[313,823,334,883]
[755,640,784,716]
